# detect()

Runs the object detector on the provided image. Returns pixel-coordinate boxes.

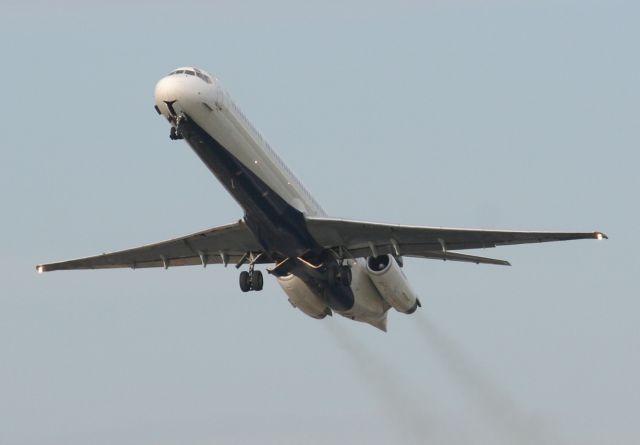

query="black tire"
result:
[239,271,251,292]
[339,266,352,286]
[251,270,264,291]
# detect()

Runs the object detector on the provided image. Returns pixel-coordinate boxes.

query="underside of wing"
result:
[305,217,607,265]
[37,219,267,272]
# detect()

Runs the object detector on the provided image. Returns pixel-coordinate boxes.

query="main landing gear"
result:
[237,251,264,292]
[239,269,263,292]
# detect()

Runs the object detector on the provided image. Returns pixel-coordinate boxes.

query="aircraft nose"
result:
[154,68,218,121]
[154,75,189,117]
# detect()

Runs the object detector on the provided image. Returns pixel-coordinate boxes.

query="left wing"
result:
[305,217,607,265]
[37,220,267,272]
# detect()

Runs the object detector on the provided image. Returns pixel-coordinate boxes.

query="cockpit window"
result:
[167,68,212,83]
[195,72,212,83]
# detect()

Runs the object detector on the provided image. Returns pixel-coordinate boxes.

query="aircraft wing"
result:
[37,220,266,272]
[305,217,607,266]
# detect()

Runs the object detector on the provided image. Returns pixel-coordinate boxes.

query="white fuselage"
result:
[154,67,400,330]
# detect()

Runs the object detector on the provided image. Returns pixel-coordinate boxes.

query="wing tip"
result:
[594,231,608,240]
[36,264,46,274]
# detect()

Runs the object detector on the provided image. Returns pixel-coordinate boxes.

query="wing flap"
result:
[342,243,510,266]
[407,250,511,266]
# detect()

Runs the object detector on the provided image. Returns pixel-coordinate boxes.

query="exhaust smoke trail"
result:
[412,314,556,445]
[324,318,463,445]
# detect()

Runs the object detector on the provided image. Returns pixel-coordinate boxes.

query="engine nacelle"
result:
[277,273,332,319]
[365,254,420,314]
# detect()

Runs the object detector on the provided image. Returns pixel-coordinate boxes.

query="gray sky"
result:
[1,1,638,444]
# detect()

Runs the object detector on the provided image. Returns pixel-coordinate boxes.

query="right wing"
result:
[37,220,267,272]
[305,217,607,266]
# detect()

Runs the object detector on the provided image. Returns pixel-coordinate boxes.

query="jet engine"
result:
[277,273,332,319]
[365,254,420,314]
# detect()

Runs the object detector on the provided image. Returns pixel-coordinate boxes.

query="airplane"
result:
[36,66,607,331]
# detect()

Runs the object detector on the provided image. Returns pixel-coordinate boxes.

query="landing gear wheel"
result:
[169,125,184,140]
[239,271,251,292]
[251,270,264,291]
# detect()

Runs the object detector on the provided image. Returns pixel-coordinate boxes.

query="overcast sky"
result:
[1,1,638,444]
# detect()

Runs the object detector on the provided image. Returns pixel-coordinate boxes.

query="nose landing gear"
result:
[169,115,185,140]
[165,103,185,140]
[169,126,183,140]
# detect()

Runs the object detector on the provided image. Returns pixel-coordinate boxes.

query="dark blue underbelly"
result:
[177,114,355,311]
[179,115,321,260]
